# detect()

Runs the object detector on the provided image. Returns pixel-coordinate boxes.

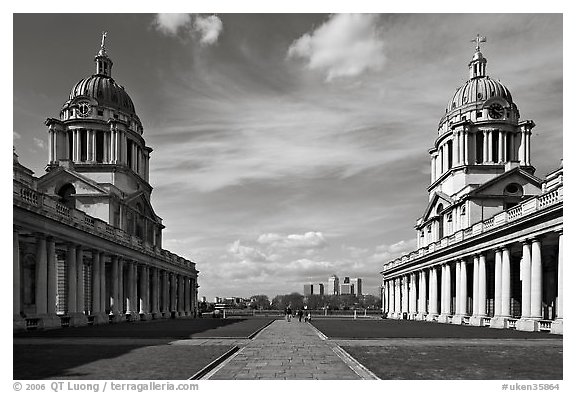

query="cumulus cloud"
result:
[193,15,223,45]
[287,14,386,81]
[228,240,269,262]
[370,239,417,263]
[257,231,328,249]
[153,13,192,36]
[153,14,222,45]
[33,137,46,150]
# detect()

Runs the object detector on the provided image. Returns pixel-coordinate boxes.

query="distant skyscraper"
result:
[340,283,353,295]
[351,278,363,296]
[313,283,325,295]
[304,284,313,296]
[328,275,339,295]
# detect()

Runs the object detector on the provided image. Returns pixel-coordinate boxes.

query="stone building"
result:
[13,34,199,331]
[380,37,563,334]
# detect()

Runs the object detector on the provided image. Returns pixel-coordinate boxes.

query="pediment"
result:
[124,191,160,222]
[38,167,109,196]
[469,167,542,198]
[422,191,454,222]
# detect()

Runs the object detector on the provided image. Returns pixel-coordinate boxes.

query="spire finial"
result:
[471,33,486,52]
[98,31,108,56]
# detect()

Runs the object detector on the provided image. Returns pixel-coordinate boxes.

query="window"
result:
[447,213,453,222]
[427,225,432,233]
[97,110,104,116]
[475,132,484,163]
[504,183,523,196]
[57,183,76,209]
[477,111,482,118]
[461,205,466,215]
[113,114,119,119]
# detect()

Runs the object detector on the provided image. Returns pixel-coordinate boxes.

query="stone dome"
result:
[68,74,136,115]
[447,76,513,112]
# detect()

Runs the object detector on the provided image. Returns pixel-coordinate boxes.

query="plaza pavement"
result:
[205,319,377,380]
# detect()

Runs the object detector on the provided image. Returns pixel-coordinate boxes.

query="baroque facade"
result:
[13,35,199,331]
[380,38,563,334]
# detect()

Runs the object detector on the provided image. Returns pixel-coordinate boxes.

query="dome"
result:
[446,76,513,113]
[68,74,136,115]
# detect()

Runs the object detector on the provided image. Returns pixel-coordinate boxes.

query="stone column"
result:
[110,256,120,320]
[417,271,426,319]
[389,279,395,317]
[478,253,487,319]
[163,270,170,318]
[453,132,460,166]
[118,259,125,314]
[76,247,85,315]
[92,251,101,315]
[530,239,542,319]
[472,255,479,316]
[460,261,468,315]
[521,241,532,318]
[86,130,93,162]
[501,247,511,318]
[483,130,488,163]
[151,267,160,318]
[431,155,436,183]
[519,131,526,165]
[395,278,401,318]
[551,233,563,334]
[126,261,136,317]
[487,130,493,162]
[409,273,417,318]
[516,240,538,331]
[446,263,452,315]
[35,235,48,316]
[463,130,469,165]
[66,244,77,314]
[139,265,152,320]
[498,131,504,163]
[170,273,177,315]
[494,249,503,317]
[100,254,106,316]
[184,277,191,316]
[526,131,531,166]
[427,267,438,320]
[455,261,461,316]
[401,276,409,315]
[13,229,25,330]
[439,264,449,323]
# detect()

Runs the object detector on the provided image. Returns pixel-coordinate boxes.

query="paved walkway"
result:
[206,319,373,380]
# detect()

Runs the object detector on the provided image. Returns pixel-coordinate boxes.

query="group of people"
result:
[284,306,312,322]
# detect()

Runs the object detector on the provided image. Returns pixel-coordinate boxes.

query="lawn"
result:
[311,318,560,339]
[15,317,274,339]
[14,344,233,380]
[343,344,563,380]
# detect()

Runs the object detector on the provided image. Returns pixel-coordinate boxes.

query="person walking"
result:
[298,309,304,322]
[286,306,292,322]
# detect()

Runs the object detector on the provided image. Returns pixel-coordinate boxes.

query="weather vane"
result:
[471,33,486,52]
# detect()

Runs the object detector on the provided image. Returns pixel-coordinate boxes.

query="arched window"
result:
[436,203,444,239]
[57,183,76,209]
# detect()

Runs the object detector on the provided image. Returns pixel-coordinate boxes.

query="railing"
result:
[482,317,492,326]
[25,318,39,330]
[14,180,195,272]
[538,320,552,332]
[462,316,470,325]
[507,319,517,329]
[382,186,563,272]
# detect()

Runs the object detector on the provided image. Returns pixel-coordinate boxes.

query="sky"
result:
[12,13,563,301]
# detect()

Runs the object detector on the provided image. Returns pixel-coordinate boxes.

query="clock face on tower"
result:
[488,103,504,119]
[77,101,92,117]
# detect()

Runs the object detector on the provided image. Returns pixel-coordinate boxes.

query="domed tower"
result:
[428,35,535,200]
[415,36,542,248]
[39,33,163,248]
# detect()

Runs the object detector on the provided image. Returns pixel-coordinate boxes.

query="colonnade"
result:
[13,228,198,330]
[47,125,150,181]
[430,128,532,183]
[382,233,562,333]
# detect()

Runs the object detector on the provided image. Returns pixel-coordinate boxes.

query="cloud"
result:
[153,14,222,46]
[369,239,417,263]
[33,137,46,150]
[228,240,269,263]
[193,15,223,45]
[257,232,328,249]
[153,13,192,36]
[287,14,386,81]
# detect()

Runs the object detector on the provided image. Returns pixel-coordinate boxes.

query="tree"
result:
[282,292,305,310]
[249,295,270,310]
[271,295,284,310]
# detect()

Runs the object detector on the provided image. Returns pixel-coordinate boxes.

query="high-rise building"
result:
[351,278,363,296]
[328,275,339,295]
[303,284,313,296]
[313,283,325,295]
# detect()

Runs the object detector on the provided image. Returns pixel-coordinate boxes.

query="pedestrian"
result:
[298,309,303,322]
[287,306,292,322]
[305,311,312,322]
